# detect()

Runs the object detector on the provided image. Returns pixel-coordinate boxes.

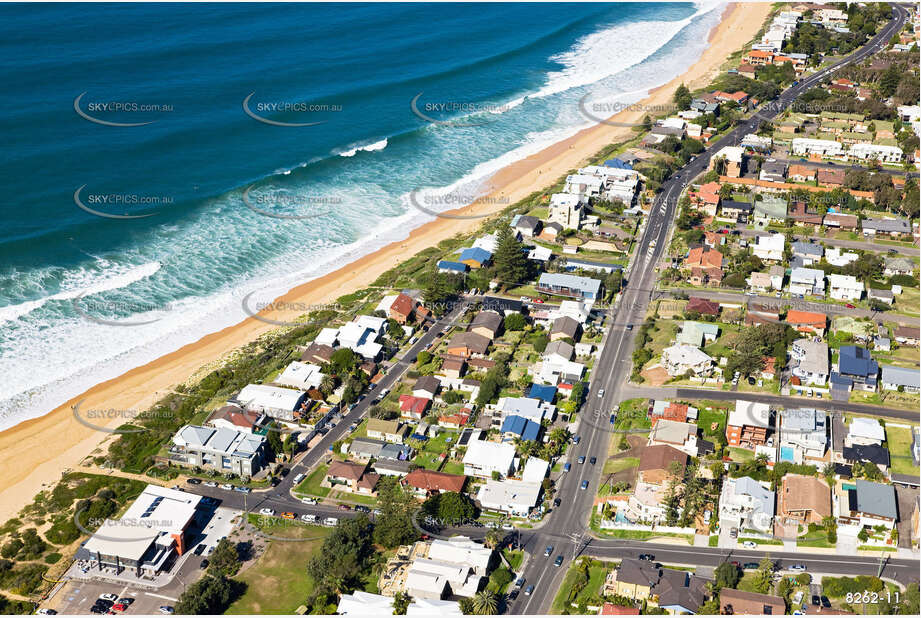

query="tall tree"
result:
[492,225,530,288]
[372,477,418,548]
[472,589,499,615]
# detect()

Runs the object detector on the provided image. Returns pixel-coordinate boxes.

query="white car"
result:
[301,497,317,505]
[259,508,275,516]
[301,514,317,523]
[597,389,605,398]
[203,481,218,488]
[159,607,174,615]
[99,594,118,602]
[220,483,233,490]
[741,540,757,549]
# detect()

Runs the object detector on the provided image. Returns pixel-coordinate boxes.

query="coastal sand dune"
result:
[0,2,772,523]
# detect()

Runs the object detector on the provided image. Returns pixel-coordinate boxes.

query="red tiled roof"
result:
[403,468,467,493]
[601,603,640,615]
[786,310,826,328]
[399,395,430,415]
[390,293,415,318]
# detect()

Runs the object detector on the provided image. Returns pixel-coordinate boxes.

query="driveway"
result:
[894,484,919,550]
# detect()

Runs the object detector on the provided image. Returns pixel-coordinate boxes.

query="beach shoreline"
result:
[0,2,772,524]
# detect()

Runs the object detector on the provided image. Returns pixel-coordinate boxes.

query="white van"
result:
[323,517,338,527]
[293,473,304,484]
[300,513,317,523]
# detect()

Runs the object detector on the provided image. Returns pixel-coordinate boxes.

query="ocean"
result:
[0,1,723,430]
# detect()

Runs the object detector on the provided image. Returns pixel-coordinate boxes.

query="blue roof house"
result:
[437,260,469,274]
[501,415,541,442]
[458,247,492,269]
[528,383,557,403]
[833,346,879,393]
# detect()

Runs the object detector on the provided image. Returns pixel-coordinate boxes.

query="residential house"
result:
[336,591,394,615]
[881,365,920,393]
[817,168,846,188]
[647,420,701,457]
[752,233,785,261]
[648,400,696,425]
[842,443,890,474]
[785,309,827,336]
[549,192,586,229]
[862,218,911,238]
[544,340,575,364]
[500,415,541,442]
[441,357,467,379]
[894,325,920,346]
[235,384,309,422]
[388,293,417,324]
[301,342,335,365]
[828,274,864,301]
[846,418,885,447]
[790,339,829,386]
[823,212,859,230]
[468,310,503,340]
[849,143,903,163]
[759,159,787,183]
[686,297,720,316]
[753,197,787,224]
[437,260,469,275]
[868,288,894,306]
[606,561,709,614]
[778,474,831,525]
[170,425,267,478]
[884,257,914,277]
[275,361,325,391]
[791,137,845,157]
[445,331,490,358]
[399,395,431,420]
[413,376,441,400]
[674,321,718,350]
[719,199,754,222]
[834,346,879,393]
[660,344,714,377]
[437,411,470,429]
[511,215,541,237]
[326,460,379,495]
[779,408,827,464]
[462,438,516,478]
[710,146,745,177]
[838,480,898,531]
[494,396,555,424]
[787,164,816,182]
[684,247,723,271]
[791,241,823,266]
[536,273,601,300]
[825,247,858,267]
[550,315,581,342]
[637,445,687,486]
[726,400,771,448]
[366,419,410,444]
[476,478,542,516]
[719,476,775,533]
[719,589,785,616]
[690,181,721,216]
[402,469,466,498]
[205,405,263,434]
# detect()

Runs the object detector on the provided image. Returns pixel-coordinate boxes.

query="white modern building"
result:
[462,439,516,478]
[828,274,864,301]
[790,339,829,386]
[236,384,308,421]
[275,361,325,390]
[780,408,827,464]
[661,345,714,377]
[719,476,775,534]
[791,138,845,157]
[789,267,826,297]
[848,143,903,163]
[752,233,785,262]
[846,418,885,447]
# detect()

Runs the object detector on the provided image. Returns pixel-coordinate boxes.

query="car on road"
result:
[220,483,233,490]
[544,545,554,557]
[589,456,597,465]
[502,522,514,530]
[626,324,633,330]
[200,559,209,569]
[301,513,317,523]
[36,610,57,615]
[610,413,616,424]
[259,508,275,516]
[234,486,251,493]
[572,435,581,445]
[845,303,855,309]
[338,504,351,510]
[744,563,759,570]
[741,540,757,549]
[293,473,304,484]
[577,455,585,465]
[563,462,571,472]
[524,585,534,596]
[531,298,544,303]
[281,512,296,520]
[186,478,201,485]
[553,498,562,507]
[159,607,174,615]
[203,480,218,487]
[516,576,525,587]
[193,543,206,555]
[597,389,605,398]
[508,589,519,601]
[638,554,655,561]
[355,505,371,513]
[324,517,338,526]
[580,480,589,490]
[789,564,807,572]
[554,555,564,567]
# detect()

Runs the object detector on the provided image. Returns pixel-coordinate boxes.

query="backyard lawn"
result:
[603,457,639,475]
[550,559,614,614]
[226,524,332,615]
[885,425,918,476]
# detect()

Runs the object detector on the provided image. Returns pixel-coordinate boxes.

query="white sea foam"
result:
[0,261,162,324]
[338,138,389,157]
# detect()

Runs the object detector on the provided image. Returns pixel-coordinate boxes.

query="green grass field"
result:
[226,524,332,615]
[885,425,917,476]
[603,456,639,475]
[294,465,330,498]
[550,561,613,614]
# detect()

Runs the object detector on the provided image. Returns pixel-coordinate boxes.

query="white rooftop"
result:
[729,400,771,429]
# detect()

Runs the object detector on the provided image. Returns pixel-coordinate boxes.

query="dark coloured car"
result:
[186,478,201,485]
[193,544,206,555]
[744,562,759,570]
[338,504,351,511]
[811,596,821,606]
[354,505,371,513]
[554,555,564,567]
[524,585,534,596]
[200,559,209,569]
[638,554,655,561]
[553,498,562,507]
[563,463,571,472]
[580,480,589,490]
[610,414,616,424]
[572,435,581,445]
[508,589,519,601]
[589,456,597,465]
[821,597,831,608]
[544,545,553,557]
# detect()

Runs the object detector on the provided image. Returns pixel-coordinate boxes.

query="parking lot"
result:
[48,579,179,615]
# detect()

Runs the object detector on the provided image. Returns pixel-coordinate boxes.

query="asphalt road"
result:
[513,7,913,614]
[734,227,921,257]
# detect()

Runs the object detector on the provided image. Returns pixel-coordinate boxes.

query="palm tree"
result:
[319,374,337,396]
[549,427,570,445]
[472,589,498,615]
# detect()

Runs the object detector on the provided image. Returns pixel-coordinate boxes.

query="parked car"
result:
[200,559,209,569]
[572,434,581,445]
[281,512,296,520]
[193,544,206,555]
[729,527,738,538]
[789,564,807,572]
[220,483,233,490]
[811,595,821,606]
[563,462,571,472]
[744,563,759,570]
[323,517,338,526]
[293,473,304,484]
[186,478,201,485]
[301,497,317,505]
[301,513,317,523]
[159,607,174,615]
[609,414,616,424]
[355,505,371,513]
[742,540,756,549]
[516,576,525,587]
[203,481,218,487]
[508,589,519,601]
[597,389,605,398]
[234,486,251,494]
[258,508,275,516]
[99,594,118,602]
[338,504,351,511]
[554,555,564,567]
[553,498,562,507]
[638,554,655,561]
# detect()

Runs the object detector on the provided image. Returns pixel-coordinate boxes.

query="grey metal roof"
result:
[855,480,897,519]
[881,364,920,388]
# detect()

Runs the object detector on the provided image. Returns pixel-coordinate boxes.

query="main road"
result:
[513,6,912,614]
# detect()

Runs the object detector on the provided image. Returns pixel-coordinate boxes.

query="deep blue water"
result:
[0,1,722,426]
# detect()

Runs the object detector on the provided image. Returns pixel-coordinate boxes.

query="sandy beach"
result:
[0,2,772,524]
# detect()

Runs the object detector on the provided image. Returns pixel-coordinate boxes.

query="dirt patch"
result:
[640,366,670,386]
